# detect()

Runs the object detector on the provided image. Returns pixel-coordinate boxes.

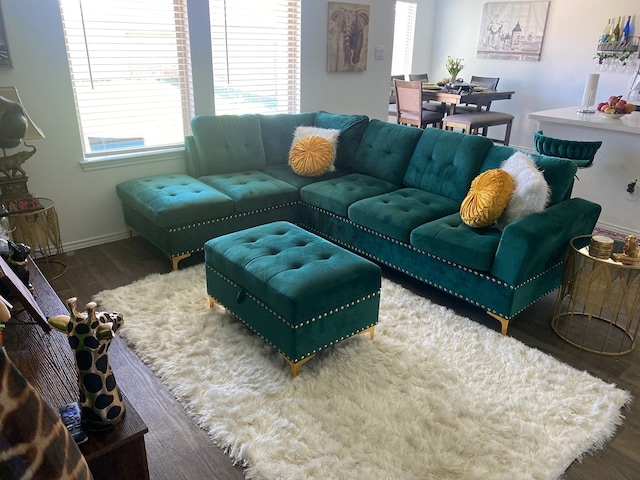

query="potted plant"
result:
[446,56,465,84]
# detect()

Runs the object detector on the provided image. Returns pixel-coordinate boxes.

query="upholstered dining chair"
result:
[407,73,445,114]
[455,76,500,113]
[394,79,443,129]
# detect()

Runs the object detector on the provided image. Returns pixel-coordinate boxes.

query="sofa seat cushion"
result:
[199,171,299,213]
[410,213,502,271]
[263,164,346,189]
[300,173,399,217]
[116,174,234,228]
[348,188,460,242]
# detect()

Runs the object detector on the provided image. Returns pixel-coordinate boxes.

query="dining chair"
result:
[389,74,405,104]
[394,79,443,129]
[407,73,446,114]
[454,76,500,113]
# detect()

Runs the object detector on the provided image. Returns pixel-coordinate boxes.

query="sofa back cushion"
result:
[314,111,369,171]
[481,146,577,206]
[352,120,423,185]
[190,114,266,176]
[258,113,316,166]
[403,129,494,203]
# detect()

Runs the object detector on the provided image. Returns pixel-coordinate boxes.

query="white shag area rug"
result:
[94,266,631,480]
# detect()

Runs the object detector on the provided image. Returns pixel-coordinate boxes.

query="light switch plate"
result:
[374,45,385,60]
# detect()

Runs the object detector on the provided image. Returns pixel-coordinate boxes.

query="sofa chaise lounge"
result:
[116,111,601,334]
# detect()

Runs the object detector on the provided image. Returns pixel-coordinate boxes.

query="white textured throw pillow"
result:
[498,152,550,228]
[290,126,340,172]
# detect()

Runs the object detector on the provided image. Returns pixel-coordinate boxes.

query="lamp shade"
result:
[0,86,45,142]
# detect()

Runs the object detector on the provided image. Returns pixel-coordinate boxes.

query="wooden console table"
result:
[2,259,150,480]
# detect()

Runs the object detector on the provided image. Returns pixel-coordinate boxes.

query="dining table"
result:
[421,85,516,115]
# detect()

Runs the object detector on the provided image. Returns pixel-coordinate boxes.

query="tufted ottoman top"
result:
[204,221,381,324]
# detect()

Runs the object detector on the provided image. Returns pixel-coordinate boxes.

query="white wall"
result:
[0,0,637,251]
[300,0,394,117]
[410,0,438,79]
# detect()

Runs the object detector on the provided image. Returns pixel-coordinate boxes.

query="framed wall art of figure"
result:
[327,2,370,72]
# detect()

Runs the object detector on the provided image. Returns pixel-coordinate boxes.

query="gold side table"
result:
[7,197,67,280]
[552,235,640,355]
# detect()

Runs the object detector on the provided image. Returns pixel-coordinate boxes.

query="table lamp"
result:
[0,86,45,212]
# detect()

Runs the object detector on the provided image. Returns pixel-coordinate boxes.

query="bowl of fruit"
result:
[596,95,635,118]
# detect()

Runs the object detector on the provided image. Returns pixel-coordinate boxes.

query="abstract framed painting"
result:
[327,2,370,72]
[0,1,10,68]
[477,1,550,61]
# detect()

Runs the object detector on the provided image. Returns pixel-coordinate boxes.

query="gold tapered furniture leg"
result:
[170,253,191,271]
[285,355,316,378]
[284,326,375,378]
[361,326,375,340]
[209,296,217,308]
[486,311,510,335]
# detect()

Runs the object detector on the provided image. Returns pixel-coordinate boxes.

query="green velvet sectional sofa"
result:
[116,111,601,334]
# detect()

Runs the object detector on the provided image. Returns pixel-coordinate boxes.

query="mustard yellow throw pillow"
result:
[289,135,336,177]
[460,169,514,228]
[289,126,339,177]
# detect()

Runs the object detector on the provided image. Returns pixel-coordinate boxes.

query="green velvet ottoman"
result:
[204,221,381,377]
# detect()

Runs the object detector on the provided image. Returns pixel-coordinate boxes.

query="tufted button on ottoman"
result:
[204,221,381,377]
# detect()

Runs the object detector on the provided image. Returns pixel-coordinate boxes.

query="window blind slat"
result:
[210,0,301,115]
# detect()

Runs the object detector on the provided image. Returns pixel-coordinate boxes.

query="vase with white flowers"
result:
[446,56,465,84]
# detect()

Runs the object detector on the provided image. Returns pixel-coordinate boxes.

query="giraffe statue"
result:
[49,298,126,429]
[0,300,93,479]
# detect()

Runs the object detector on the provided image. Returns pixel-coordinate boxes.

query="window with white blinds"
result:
[59,0,194,157]
[391,1,417,77]
[209,0,301,115]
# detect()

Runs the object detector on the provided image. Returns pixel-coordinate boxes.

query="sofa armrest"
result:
[491,198,602,285]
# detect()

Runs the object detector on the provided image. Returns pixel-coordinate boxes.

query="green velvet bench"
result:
[204,221,381,377]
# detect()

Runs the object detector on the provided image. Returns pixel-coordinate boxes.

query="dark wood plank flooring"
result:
[36,237,639,479]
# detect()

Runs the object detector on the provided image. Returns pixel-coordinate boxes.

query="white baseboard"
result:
[62,231,133,253]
